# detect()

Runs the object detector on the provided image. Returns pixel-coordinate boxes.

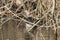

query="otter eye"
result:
[10,3,18,11]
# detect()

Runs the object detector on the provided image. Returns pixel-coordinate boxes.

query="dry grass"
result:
[0,0,60,40]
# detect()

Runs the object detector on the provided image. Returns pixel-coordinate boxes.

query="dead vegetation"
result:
[0,0,60,40]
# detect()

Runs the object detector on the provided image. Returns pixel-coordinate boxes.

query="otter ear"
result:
[16,0,21,5]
